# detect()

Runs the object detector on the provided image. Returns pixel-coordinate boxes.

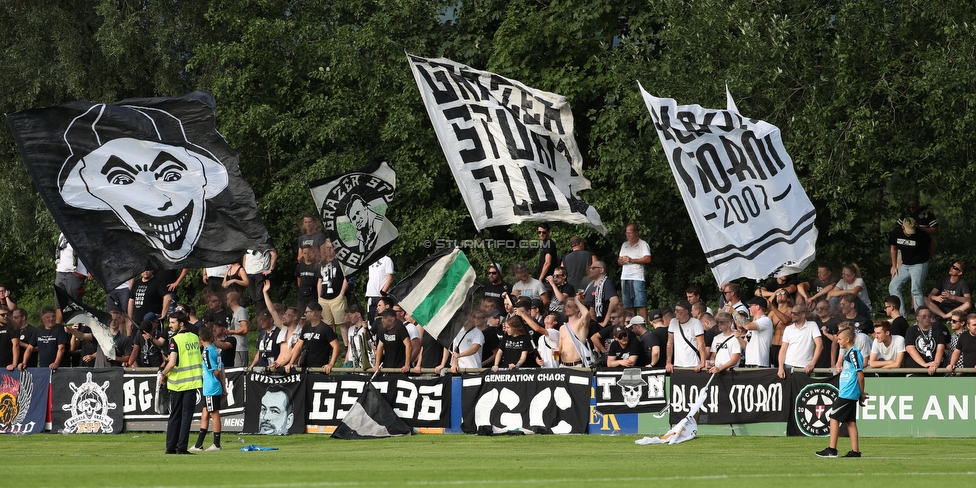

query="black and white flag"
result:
[52,369,125,434]
[639,84,817,285]
[243,372,306,435]
[309,159,398,276]
[6,91,271,290]
[408,54,606,234]
[55,286,115,360]
[331,382,413,440]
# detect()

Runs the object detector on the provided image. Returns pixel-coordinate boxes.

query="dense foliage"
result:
[2,0,974,316]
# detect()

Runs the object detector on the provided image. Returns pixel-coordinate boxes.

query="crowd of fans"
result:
[2,207,974,378]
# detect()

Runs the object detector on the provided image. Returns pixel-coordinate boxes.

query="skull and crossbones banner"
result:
[593,368,667,414]
[7,91,271,290]
[51,368,124,434]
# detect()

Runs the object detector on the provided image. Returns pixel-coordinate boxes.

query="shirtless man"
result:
[557,296,591,367]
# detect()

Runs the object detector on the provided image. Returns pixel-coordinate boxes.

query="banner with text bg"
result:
[640,84,817,285]
[408,54,605,234]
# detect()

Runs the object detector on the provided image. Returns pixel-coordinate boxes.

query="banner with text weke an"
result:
[639,84,817,285]
[407,54,606,234]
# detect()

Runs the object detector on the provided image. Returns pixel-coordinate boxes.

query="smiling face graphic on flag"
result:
[58,105,228,262]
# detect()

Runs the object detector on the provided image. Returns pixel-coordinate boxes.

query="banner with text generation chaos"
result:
[0,368,50,435]
[244,372,307,435]
[408,54,606,234]
[305,373,450,428]
[121,368,246,432]
[639,84,817,285]
[593,368,667,414]
[670,369,787,424]
[51,368,124,434]
[461,369,591,434]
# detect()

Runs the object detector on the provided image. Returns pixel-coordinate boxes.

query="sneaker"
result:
[206,445,222,451]
[815,447,838,458]
[188,446,203,452]
[843,450,861,458]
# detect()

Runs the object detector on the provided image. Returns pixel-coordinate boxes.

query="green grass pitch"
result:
[3,433,973,487]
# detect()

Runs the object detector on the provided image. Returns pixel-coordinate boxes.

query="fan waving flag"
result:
[331,382,412,440]
[54,286,116,360]
[639,83,818,285]
[407,54,606,234]
[6,91,271,290]
[309,159,399,277]
[387,248,479,350]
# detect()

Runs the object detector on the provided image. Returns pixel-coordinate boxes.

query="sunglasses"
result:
[553,274,565,278]
[952,265,962,272]
[616,334,628,340]
[488,271,498,275]
[951,319,964,323]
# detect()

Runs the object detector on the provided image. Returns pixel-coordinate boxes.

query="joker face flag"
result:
[309,159,399,276]
[6,91,271,290]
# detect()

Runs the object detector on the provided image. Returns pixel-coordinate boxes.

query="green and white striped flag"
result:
[387,248,479,350]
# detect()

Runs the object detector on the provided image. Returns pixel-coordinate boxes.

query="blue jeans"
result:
[888,261,930,315]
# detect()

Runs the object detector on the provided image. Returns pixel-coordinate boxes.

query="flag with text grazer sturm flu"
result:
[309,159,399,277]
[387,248,479,351]
[639,83,817,286]
[6,91,270,290]
[408,54,606,234]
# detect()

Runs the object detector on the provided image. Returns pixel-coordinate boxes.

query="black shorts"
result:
[831,397,858,423]
[204,395,222,414]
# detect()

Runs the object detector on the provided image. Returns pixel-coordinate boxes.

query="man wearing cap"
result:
[511,262,548,306]
[777,303,823,378]
[888,216,933,315]
[561,236,596,291]
[644,310,669,368]
[736,297,774,367]
[606,324,649,368]
[666,300,706,372]
[618,223,651,321]
[130,318,165,367]
[924,261,971,322]
[544,266,576,314]
[374,309,411,373]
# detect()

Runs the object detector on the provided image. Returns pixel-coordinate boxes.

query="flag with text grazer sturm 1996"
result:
[309,159,399,277]
[386,248,479,351]
[55,286,116,360]
[407,54,606,234]
[6,91,271,290]
[639,83,817,286]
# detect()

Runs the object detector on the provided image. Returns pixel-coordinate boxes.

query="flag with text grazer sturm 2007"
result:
[309,159,399,277]
[386,248,479,351]
[407,54,606,234]
[639,83,817,286]
[6,91,271,290]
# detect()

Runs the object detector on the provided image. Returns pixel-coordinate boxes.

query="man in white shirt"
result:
[666,300,706,372]
[708,312,741,373]
[618,224,651,321]
[366,255,394,322]
[735,297,773,367]
[450,311,485,373]
[777,303,823,378]
[869,321,906,368]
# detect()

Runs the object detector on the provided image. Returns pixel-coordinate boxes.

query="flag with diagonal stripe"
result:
[54,286,116,360]
[386,247,479,351]
[331,382,412,439]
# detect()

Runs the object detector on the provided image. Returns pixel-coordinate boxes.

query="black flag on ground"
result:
[6,91,270,290]
[309,159,399,277]
[331,382,412,439]
[55,286,116,360]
